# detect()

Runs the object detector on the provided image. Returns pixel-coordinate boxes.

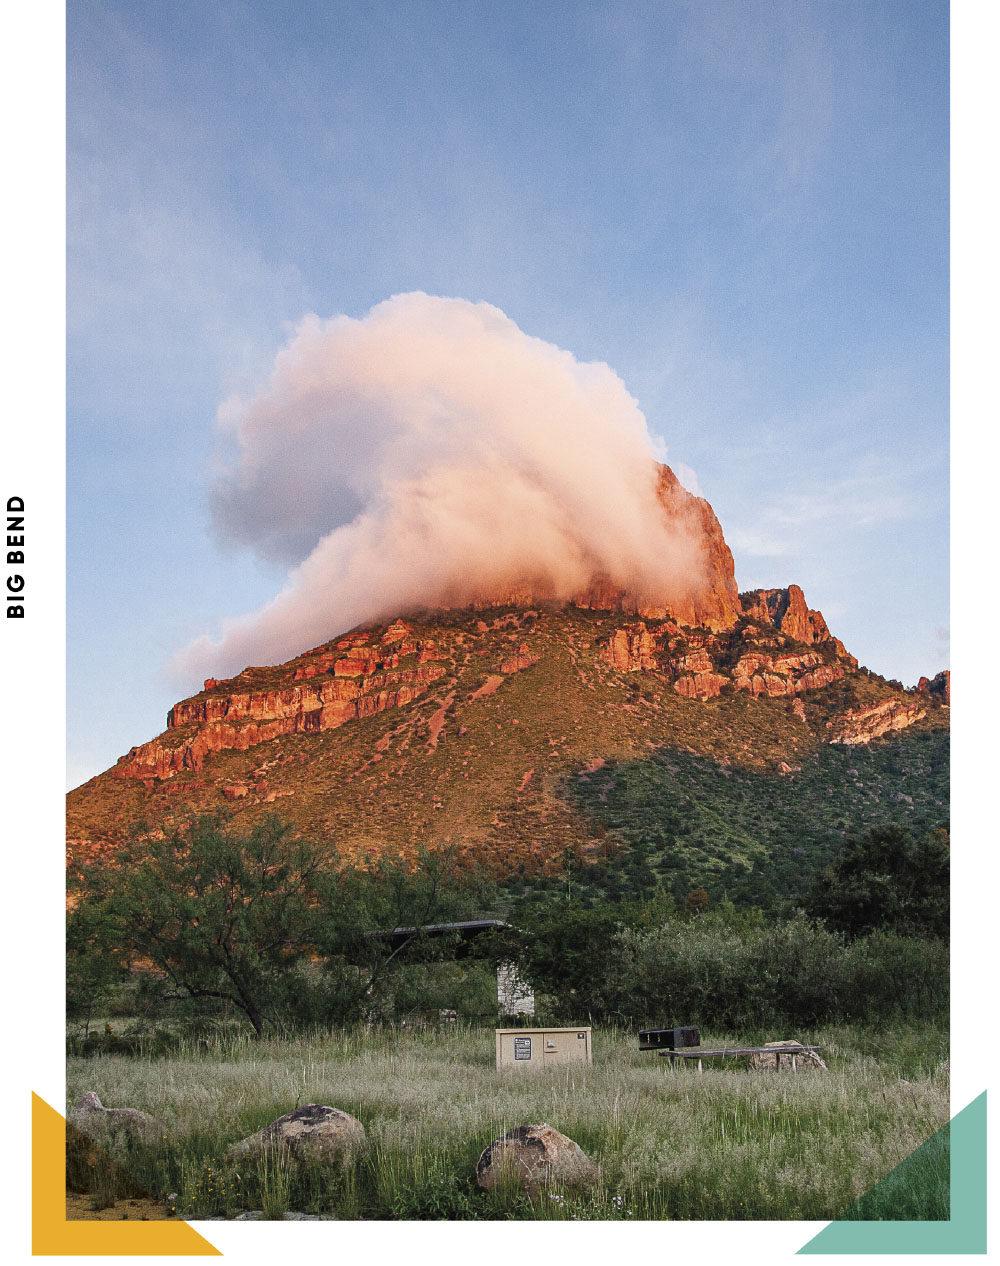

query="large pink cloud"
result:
[176,293,703,680]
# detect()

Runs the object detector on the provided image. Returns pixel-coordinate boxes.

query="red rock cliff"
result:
[740,585,857,665]
[105,469,912,785]
[114,623,450,781]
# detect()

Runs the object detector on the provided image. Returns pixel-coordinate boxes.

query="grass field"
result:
[66,1022,949,1221]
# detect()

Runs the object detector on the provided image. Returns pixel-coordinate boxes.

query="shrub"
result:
[611,913,946,1028]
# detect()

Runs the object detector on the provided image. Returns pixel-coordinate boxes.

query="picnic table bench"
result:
[657,1043,821,1071]
[638,1027,821,1072]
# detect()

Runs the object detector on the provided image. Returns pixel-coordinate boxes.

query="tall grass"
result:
[66,1023,948,1221]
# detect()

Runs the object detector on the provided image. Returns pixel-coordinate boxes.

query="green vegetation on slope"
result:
[554,727,948,909]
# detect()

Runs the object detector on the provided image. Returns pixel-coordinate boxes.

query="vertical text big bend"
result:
[6,496,25,618]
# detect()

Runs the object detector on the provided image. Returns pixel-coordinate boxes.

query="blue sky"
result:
[67,0,949,788]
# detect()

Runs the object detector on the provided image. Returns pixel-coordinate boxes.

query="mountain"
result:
[67,463,949,907]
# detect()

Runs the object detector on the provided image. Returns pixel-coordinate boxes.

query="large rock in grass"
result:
[68,1092,168,1146]
[750,1040,828,1071]
[476,1123,598,1195]
[228,1104,366,1166]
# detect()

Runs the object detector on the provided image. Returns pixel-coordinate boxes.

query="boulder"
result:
[227,1104,366,1166]
[475,1123,599,1195]
[750,1040,828,1071]
[68,1092,168,1146]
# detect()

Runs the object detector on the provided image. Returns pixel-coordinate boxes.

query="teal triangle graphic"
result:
[798,1091,986,1254]
[836,1115,951,1223]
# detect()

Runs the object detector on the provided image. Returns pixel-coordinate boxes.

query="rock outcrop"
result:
[917,670,950,705]
[826,699,926,745]
[750,1040,829,1071]
[741,585,857,664]
[69,1092,168,1147]
[600,623,661,672]
[499,645,542,674]
[475,1123,599,1194]
[652,463,742,628]
[114,624,449,781]
[465,463,741,630]
[227,1104,366,1166]
[571,465,741,629]
[730,646,844,698]
[595,602,853,702]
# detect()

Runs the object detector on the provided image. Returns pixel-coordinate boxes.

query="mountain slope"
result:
[67,592,949,905]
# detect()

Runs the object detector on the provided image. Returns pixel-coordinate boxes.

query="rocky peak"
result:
[740,585,857,666]
[68,450,950,880]
[649,463,742,629]
[916,670,950,705]
[741,584,827,642]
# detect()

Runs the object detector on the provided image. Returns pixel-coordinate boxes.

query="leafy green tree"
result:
[480,900,644,1022]
[805,825,949,939]
[66,895,131,1036]
[69,817,497,1036]
[69,816,330,1037]
[312,847,494,1021]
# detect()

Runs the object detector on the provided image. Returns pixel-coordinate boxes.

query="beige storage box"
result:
[495,1026,592,1069]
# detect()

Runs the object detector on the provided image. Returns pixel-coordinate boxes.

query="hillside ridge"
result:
[67,461,948,902]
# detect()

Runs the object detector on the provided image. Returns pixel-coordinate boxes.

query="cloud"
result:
[727,528,789,559]
[762,469,915,532]
[177,293,706,681]
[673,462,702,497]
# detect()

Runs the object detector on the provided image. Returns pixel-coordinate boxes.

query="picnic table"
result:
[657,1042,821,1072]
[638,1027,821,1072]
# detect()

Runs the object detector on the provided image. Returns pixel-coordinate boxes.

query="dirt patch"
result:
[65,1193,174,1221]
[426,692,456,750]
[578,756,606,775]
[469,675,504,700]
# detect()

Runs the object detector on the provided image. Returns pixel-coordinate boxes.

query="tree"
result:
[69,816,496,1036]
[312,846,494,1021]
[480,901,643,1023]
[69,815,329,1037]
[66,895,131,1037]
[805,825,949,939]
[684,887,710,916]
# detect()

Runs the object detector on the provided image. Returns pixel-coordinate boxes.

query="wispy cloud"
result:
[764,468,917,531]
[727,528,790,560]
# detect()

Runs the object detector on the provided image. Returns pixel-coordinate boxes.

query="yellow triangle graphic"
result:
[32,1093,222,1256]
